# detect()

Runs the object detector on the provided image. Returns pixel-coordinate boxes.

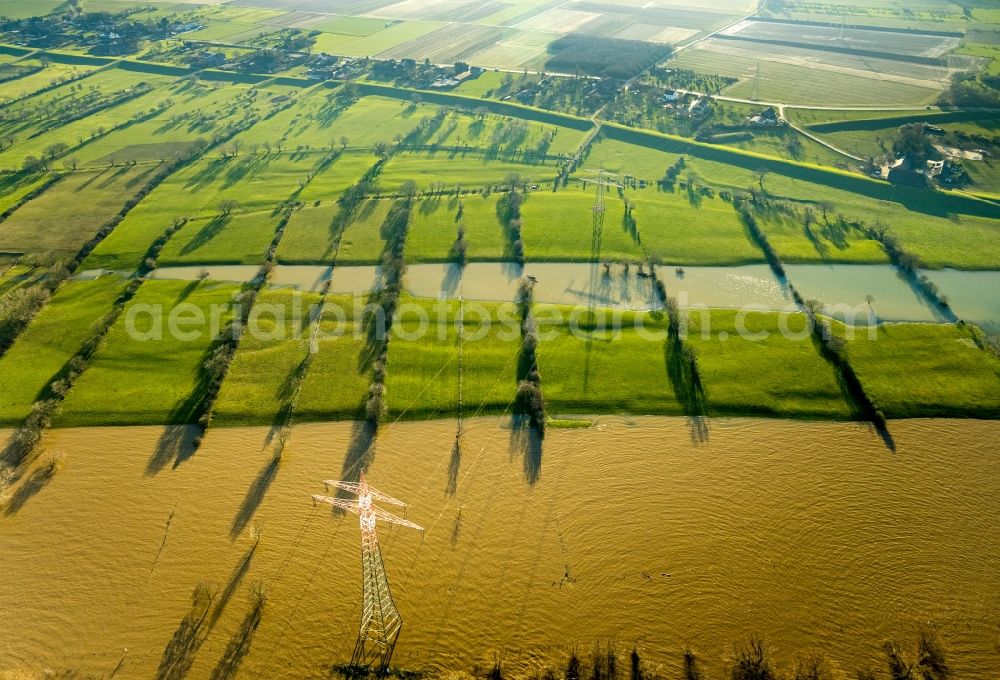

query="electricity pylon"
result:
[582,167,621,264]
[313,472,423,677]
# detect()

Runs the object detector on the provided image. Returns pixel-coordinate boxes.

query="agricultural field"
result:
[670,46,944,105]
[56,279,240,427]
[0,2,994,431]
[0,164,157,258]
[212,287,321,426]
[0,276,126,425]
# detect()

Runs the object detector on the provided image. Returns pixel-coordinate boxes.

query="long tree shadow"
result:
[664,334,709,444]
[337,420,377,489]
[180,213,232,255]
[209,586,266,680]
[810,332,896,452]
[230,451,282,540]
[3,459,57,516]
[209,540,259,630]
[508,414,543,485]
[156,583,217,680]
[446,435,461,497]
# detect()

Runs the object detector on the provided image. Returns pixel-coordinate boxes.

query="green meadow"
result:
[0,165,158,258]
[57,280,240,426]
[212,287,321,427]
[0,276,125,425]
[842,321,1000,418]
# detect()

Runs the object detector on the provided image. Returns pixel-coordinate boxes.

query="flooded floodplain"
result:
[1,417,999,678]
[81,262,1000,329]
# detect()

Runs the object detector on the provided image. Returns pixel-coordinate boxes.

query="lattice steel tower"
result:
[313,472,423,677]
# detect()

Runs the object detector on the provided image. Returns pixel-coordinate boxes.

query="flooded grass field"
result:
[1,417,999,678]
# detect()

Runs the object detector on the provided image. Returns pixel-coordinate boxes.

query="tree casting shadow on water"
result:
[209,584,266,680]
[664,335,709,445]
[3,460,57,516]
[338,420,377,490]
[230,450,282,540]
[509,414,543,485]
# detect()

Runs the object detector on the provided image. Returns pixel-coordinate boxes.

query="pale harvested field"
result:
[515,7,602,33]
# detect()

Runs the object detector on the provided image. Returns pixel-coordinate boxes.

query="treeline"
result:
[663,293,707,440]
[363,187,416,424]
[791,285,890,442]
[734,196,786,281]
[544,35,672,80]
[864,220,955,320]
[451,201,467,267]
[497,174,526,266]
[515,277,546,436]
[468,627,951,680]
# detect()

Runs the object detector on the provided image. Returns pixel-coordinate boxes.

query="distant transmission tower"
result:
[313,473,423,677]
[582,166,620,263]
[751,59,760,101]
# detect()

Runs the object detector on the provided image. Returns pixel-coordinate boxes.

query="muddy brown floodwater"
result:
[1,417,999,678]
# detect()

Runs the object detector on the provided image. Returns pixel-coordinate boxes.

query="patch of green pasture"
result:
[406,195,463,262]
[427,110,583,156]
[0,165,158,257]
[755,212,889,264]
[627,187,762,265]
[685,309,852,418]
[277,202,342,264]
[295,294,369,421]
[297,150,379,203]
[157,210,280,265]
[57,279,240,426]
[537,307,682,415]
[0,276,126,426]
[520,187,645,262]
[0,171,49,214]
[328,97,443,149]
[212,287,321,427]
[379,150,559,191]
[841,321,1000,419]
[402,191,513,263]
[452,70,510,97]
[386,297,518,418]
[335,199,390,264]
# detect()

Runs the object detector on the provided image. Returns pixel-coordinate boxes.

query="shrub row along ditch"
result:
[497,175,526,266]
[864,219,957,321]
[363,188,415,425]
[0,217,188,506]
[734,192,891,441]
[515,277,546,436]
